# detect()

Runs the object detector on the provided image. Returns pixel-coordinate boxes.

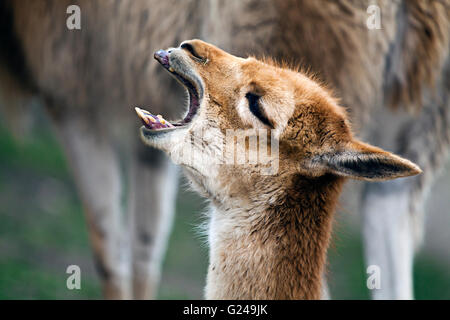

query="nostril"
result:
[154,49,169,66]
[154,49,167,58]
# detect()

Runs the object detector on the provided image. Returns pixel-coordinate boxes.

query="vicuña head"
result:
[136,39,421,299]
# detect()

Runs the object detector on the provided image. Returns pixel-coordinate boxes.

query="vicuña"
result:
[136,40,421,299]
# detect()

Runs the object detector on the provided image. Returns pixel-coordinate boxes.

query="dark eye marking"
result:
[181,43,205,61]
[245,92,273,128]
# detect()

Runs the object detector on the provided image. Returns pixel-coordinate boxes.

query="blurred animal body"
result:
[0,0,204,299]
[138,40,421,299]
[0,0,449,299]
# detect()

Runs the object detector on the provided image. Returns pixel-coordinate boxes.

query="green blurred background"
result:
[0,115,449,300]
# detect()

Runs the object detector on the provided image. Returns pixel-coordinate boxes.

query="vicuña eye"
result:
[181,43,204,61]
[245,92,273,128]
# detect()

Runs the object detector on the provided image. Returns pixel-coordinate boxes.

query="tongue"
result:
[135,107,174,129]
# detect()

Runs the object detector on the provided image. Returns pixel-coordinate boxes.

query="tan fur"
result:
[140,40,421,299]
[206,0,450,125]
[2,0,447,300]
[204,2,450,298]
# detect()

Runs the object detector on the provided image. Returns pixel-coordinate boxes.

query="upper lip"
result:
[154,50,170,69]
[153,49,201,126]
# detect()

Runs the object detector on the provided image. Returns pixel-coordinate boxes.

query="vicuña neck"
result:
[205,174,344,299]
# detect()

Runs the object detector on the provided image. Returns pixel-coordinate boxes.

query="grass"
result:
[0,121,449,299]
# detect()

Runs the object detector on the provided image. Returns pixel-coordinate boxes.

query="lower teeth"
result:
[135,107,174,129]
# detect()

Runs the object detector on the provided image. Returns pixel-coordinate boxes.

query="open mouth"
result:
[135,49,201,131]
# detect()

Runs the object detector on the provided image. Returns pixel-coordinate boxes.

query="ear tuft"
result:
[316,141,422,181]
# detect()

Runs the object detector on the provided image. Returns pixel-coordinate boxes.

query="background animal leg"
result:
[51,114,130,299]
[361,179,418,299]
[128,146,178,299]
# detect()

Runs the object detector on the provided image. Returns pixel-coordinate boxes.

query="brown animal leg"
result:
[128,146,178,299]
[49,112,131,299]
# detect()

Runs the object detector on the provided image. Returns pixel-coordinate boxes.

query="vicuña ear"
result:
[315,141,422,181]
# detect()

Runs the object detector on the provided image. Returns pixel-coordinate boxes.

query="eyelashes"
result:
[181,43,205,61]
[245,92,273,128]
